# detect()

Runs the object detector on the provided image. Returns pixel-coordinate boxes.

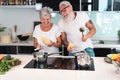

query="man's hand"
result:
[81,35,88,42]
[67,43,74,52]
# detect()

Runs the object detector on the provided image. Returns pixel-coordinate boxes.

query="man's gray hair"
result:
[59,1,71,7]
[39,7,53,19]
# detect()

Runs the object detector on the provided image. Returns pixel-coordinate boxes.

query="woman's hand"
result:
[47,40,54,47]
[36,45,42,50]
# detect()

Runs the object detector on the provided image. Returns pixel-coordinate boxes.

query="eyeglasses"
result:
[59,5,70,14]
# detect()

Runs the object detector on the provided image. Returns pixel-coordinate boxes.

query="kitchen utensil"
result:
[79,27,85,37]
[32,51,62,68]
[74,51,91,69]
[11,25,17,42]
[104,57,112,64]
[112,60,120,74]
[17,35,29,41]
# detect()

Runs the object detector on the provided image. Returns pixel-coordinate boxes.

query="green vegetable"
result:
[0,59,11,74]
[4,54,12,60]
[0,56,21,75]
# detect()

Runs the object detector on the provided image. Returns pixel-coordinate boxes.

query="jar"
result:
[0,28,12,43]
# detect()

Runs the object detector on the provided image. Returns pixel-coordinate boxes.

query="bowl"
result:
[112,61,120,74]
[17,35,29,41]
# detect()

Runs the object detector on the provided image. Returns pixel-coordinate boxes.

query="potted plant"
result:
[118,29,120,41]
[0,24,6,32]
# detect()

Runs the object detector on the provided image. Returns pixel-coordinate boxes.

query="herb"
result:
[118,29,120,37]
[0,55,21,75]
[0,27,6,32]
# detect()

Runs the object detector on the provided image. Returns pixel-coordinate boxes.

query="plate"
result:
[107,54,112,58]
[107,54,116,58]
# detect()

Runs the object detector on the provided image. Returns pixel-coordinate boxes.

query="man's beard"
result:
[63,12,75,25]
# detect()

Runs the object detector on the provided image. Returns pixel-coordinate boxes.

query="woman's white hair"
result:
[59,1,71,7]
[39,7,53,19]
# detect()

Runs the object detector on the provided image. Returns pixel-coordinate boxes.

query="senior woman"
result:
[33,7,62,55]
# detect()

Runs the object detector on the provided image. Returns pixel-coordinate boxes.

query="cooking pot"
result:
[75,51,91,68]
[33,51,61,68]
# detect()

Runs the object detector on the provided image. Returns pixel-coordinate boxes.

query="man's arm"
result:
[82,20,96,42]
[49,36,62,47]
[61,32,68,47]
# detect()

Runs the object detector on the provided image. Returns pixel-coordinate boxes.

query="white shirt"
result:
[33,24,61,54]
[58,12,93,52]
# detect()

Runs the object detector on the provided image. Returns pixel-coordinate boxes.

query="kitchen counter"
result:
[0,55,120,80]
[0,40,33,46]
[92,40,120,48]
[0,40,120,48]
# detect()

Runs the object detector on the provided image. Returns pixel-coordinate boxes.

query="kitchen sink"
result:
[24,57,95,71]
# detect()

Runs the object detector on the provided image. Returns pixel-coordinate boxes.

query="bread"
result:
[68,43,74,49]
[40,36,51,45]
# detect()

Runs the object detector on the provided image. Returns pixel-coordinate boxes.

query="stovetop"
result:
[24,57,95,71]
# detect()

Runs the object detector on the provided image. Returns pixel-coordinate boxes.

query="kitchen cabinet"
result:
[80,0,120,11]
[1,0,119,11]
[0,5,35,8]
[81,0,112,11]
[0,46,16,54]
[0,42,63,55]
[113,0,120,11]
[94,48,111,57]
[0,46,34,54]
[18,46,34,54]
[0,0,35,5]
[81,0,99,11]
[0,41,34,54]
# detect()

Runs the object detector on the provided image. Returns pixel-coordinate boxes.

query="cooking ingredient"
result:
[68,43,74,49]
[0,35,11,43]
[111,54,120,61]
[0,55,21,75]
[0,59,11,74]
[4,54,12,60]
[0,55,4,60]
[40,36,51,45]
[9,58,21,66]
[22,32,33,36]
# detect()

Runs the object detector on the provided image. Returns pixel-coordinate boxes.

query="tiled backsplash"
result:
[0,8,120,40]
[52,11,120,40]
[87,11,120,40]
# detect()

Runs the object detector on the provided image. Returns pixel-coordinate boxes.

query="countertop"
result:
[92,40,120,48]
[0,55,120,80]
[0,40,120,48]
[0,40,34,46]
